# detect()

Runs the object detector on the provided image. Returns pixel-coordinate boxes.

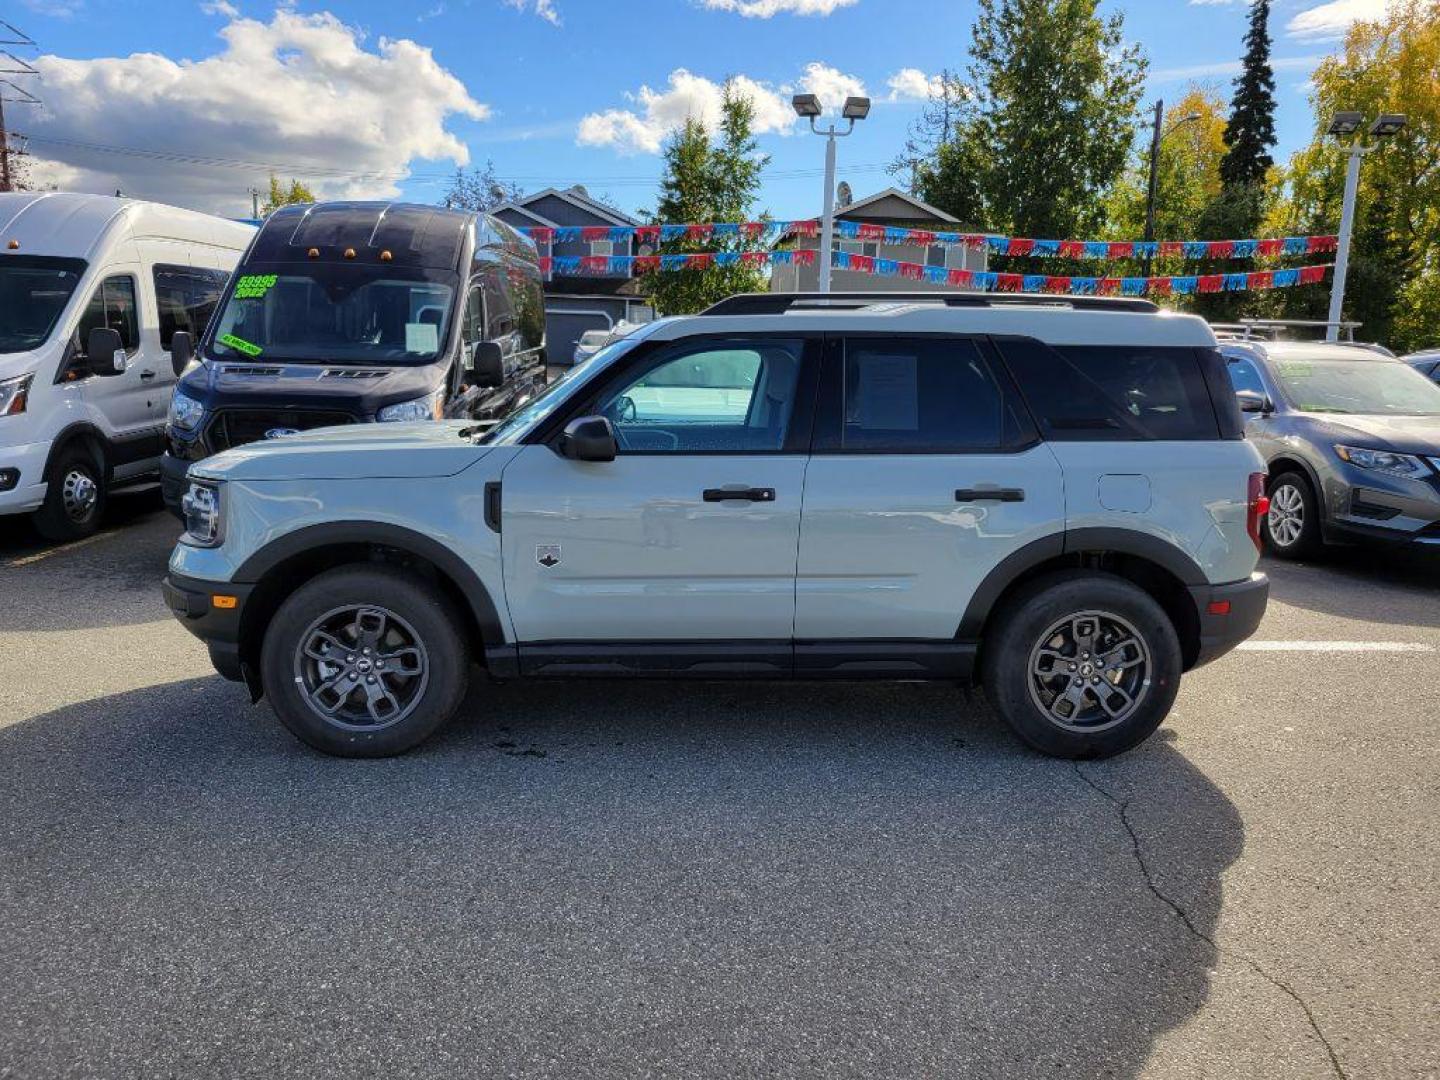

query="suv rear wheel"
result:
[982,571,1181,759]
[1264,471,1321,559]
[260,565,469,757]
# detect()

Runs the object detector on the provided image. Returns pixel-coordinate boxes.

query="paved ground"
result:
[1,494,1436,1079]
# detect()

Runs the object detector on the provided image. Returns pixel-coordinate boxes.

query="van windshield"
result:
[208,262,457,365]
[0,255,87,354]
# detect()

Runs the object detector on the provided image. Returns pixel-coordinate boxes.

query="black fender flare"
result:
[957,527,1207,639]
[234,521,505,645]
[43,422,110,480]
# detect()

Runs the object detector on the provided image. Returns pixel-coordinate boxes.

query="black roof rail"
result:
[702,292,1161,316]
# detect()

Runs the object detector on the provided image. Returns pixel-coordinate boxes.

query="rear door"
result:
[794,334,1064,643]
[500,333,820,651]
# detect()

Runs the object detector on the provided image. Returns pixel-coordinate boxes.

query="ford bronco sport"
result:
[164,292,1270,760]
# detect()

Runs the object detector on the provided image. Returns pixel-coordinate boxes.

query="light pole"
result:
[1142,100,1201,277]
[792,93,871,294]
[1326,111,1406,342]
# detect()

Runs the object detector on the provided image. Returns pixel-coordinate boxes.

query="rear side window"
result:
[839,337,1021,452]
[997,339,1221,441]
[153,265,228,351]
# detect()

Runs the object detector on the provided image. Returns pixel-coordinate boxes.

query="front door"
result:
[500,334,819,653]
[74,271,161,472]
[795,334,1065,641]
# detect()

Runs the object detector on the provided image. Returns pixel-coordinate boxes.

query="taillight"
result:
[1247,472,1269,552]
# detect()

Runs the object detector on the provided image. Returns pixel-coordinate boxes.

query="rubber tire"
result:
[1263,471,1322,560]
[32,445,105,542]
[981,570,1182,760]
[260,565,469,758]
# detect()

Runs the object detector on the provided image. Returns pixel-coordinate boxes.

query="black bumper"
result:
[160,452,194,518]
[162,573,254,687]
[1188,572,1269,669]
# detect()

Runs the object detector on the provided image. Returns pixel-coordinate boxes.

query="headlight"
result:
[1334,444,1432,480]
[377,387,445,423]
[168,391,205,433]
[180,480,223,547]
[0,372,33,416]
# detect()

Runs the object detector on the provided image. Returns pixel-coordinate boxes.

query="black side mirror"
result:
[86,327,124,377]
[471,341,504,388]
[1235,389,1272,415]
[169,331,194,377]
[559,415,617,463]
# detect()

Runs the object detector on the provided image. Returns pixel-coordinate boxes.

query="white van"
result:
[0,193,253,540]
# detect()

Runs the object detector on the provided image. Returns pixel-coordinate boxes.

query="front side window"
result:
[841,338,1015,452]
[154,265,228,351]
[75,275,139,355]
[0,255,87,354]
[1226,357,1267,397]
[596,339,805,453]
[208,262,456,365]
[1274,358,1440,416]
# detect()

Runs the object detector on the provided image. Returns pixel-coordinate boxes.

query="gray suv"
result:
[1221,340,1440,557]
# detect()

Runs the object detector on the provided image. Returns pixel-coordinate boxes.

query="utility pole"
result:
[249,187,261,220]
[0,21,40,194]
[1143,98,1164,278]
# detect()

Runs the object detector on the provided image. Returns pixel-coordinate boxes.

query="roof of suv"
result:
[1220,339,1401,363]
[651,295,1217,349]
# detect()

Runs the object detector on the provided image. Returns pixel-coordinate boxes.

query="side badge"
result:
[536,544,561,569]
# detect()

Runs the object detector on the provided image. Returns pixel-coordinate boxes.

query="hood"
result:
[1300,412,1440,456]
[192,420,491,482]
[179,360,439,415]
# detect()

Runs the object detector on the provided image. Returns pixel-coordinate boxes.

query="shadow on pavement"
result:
[0,486,167,559]
[0,676,1243,1078]
[1262,547,1440,629]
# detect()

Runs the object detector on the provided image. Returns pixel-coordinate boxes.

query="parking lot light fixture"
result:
[1327,112,1406,342]
[794,95,869,293]
[1327,111,1364,137]
[1369,113,1407,138]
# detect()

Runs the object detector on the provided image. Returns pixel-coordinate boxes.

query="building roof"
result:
[494,186,638,227]
[834,187,960,225]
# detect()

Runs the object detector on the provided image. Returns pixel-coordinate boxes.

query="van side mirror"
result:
[169,331,194,376]
[558,416,618,463]
[86,327,124,377]
[1235,389,1272,414]
[471,341,504,388]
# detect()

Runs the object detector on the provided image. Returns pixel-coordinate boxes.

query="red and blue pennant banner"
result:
[522,221,1338,261]
[539,248,1332,295]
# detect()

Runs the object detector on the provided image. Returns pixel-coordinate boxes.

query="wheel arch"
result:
[960,528,1207,671]
[233,523,505,688]
[43,422,110,482]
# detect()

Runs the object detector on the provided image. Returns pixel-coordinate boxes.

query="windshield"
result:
[1274,358,1440,416]
[209,262,457,365]
[579,330,609,348]
[481,335,645,444]
[0,255,87,354]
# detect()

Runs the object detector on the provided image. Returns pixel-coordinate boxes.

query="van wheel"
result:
[982,571,1181,760]
[260,565,469,758]
[1264,471,1321,559]
[32,446,105,542]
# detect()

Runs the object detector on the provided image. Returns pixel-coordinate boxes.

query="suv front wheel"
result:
[982,571,1182,759]
[260,565,470,757]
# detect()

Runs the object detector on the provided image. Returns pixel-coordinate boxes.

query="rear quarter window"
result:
[997,339,1223,441]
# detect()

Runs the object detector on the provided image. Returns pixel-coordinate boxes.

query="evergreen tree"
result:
[1219,0,1278,188]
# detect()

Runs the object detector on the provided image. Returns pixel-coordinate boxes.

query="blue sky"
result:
[13,0,1372,224]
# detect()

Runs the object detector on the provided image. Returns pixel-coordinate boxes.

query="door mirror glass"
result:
[472,341,504,388]
[1235,389,1271,414]
[86,327,124,377]
[169,330,194,376]
[559,415,618,462]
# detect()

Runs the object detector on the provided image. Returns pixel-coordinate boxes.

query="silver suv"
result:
[1221,340,1440,557]
[163,293,1270,760]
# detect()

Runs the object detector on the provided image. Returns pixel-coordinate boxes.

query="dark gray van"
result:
[160,201,546,513]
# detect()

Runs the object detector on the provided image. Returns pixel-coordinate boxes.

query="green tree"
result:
[641,82,768,316]
[1219,0,1277,189]
[262,175,315,216]
[441,160,522,213]
[918,0,1147,237]
[1268,0,1440,349]
[889,69,969,192]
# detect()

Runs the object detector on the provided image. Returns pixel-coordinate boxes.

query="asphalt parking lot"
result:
[1,493,1436,1080]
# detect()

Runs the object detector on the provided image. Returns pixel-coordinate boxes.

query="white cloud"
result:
[699,0,857,15]
[1188,0,1235,5]
[505,0,561,25]
[199,0,239,16]
[22,9,488,216]
[577,63,865,155]
[1286,0,1394,38]
[887,67,945,102]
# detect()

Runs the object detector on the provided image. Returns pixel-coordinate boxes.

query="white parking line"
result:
[1238,640,1436,652]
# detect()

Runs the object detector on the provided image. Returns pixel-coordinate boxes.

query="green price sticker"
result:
[219,332,263,358]
[233,273,278,300]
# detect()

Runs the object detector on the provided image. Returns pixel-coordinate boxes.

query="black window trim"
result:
[526,331,825,457]
[810,331,1042,457]
[76,271,142,358]
[153,262,229,353]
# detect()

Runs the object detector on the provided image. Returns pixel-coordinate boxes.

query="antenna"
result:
[0,21,40,193]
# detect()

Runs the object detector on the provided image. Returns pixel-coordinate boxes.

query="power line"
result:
[0,20,39,192]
